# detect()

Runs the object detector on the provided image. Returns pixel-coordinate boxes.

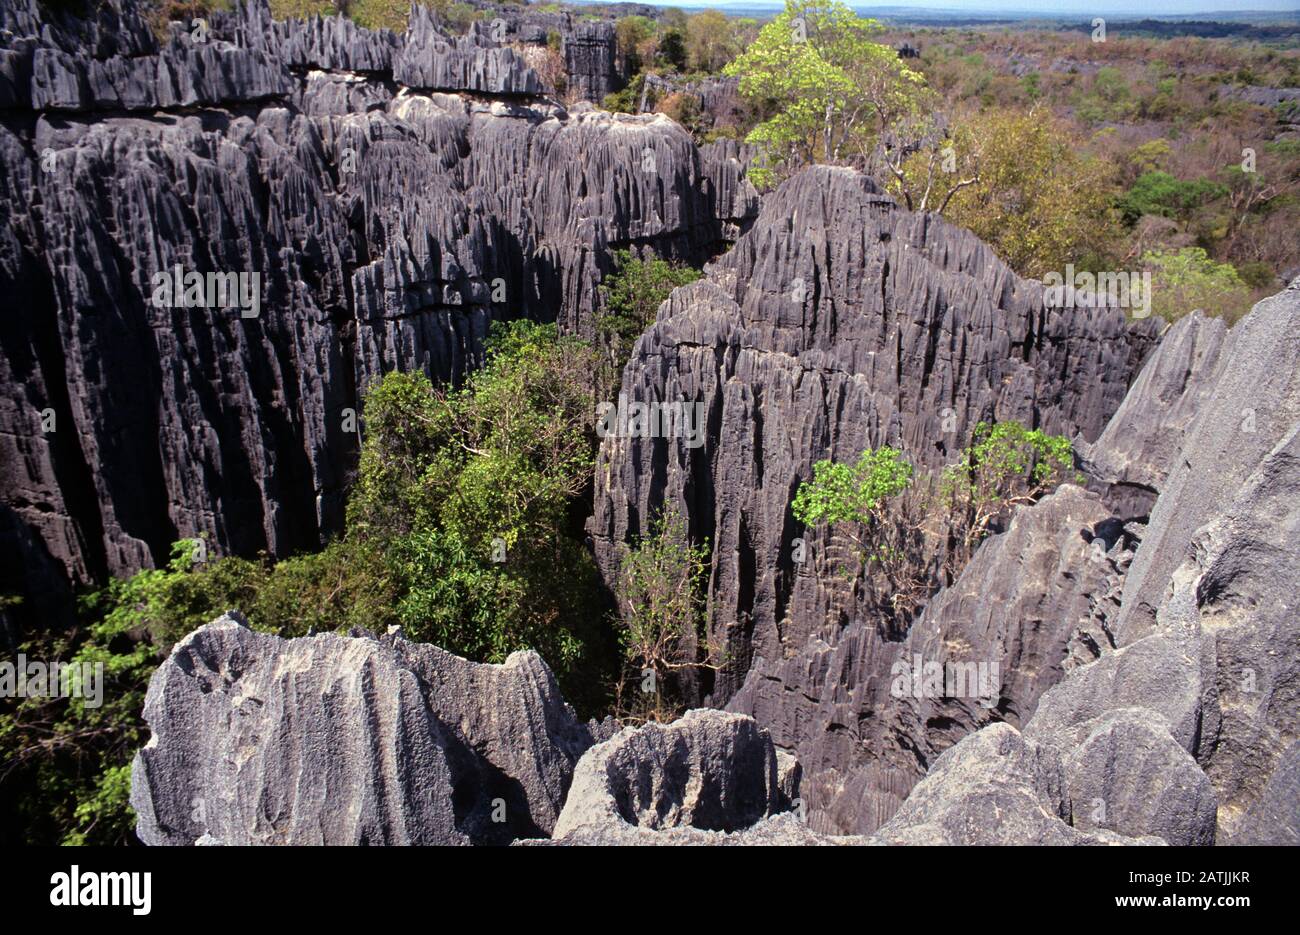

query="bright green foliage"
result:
[722,0,928,188]
[613,512,711,721]
[791,446,924,620]
[1117,171,1229,225]
[3,322,618,844]
[791,446,914,529]
[940,421,1075,562]
[603,75,645,114]
[1075,66,1137,124]
[348,322,610,699]
[597,249,701,394]
[1142,247,1253,322]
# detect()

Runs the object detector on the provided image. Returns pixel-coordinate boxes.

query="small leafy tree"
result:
[791,446,928,620]
[1142,247,1252,323]
[1116,171,1228,225]
[723,0,928,188]
[940,421,1075,570]
[349,322,612,705]
[685,9,736,73]
[597,249,700,395]
[614,512,712,722]
[933,108,1122,279]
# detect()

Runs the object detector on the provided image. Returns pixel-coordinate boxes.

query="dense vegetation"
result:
[2,322,617,842]
[596,249,701,395]
[2,245,709,842]
[715,0,1300,317]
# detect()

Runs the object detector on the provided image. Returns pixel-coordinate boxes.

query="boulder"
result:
[868,723,1160,846]
[551,709,784,840]
[130,613,598,845]
[1062,708,1217,846]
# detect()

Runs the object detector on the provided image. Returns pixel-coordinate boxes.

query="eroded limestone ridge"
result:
[0,0,757,610]
[589,164,1161,710]
[131,281,1297,846]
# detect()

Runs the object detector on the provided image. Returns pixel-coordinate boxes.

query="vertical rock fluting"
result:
[728,484,1135,834]
[740,279,1296,842]
[0,1,751,616]
[590,165,1157,709]
[130,613,603,845]
[562,20,620,104]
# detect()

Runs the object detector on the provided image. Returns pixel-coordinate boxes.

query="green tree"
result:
[940,421,1075,568]
[792,446,927,619]
[1117,171,1229,225]
[685,10,735,74]
[722,0,928,188]
[597,250,701,396]
[934,108,1122,278]
[615,15,656,75]
[613,512,712,722]
[1142,247,1253,323]
[348,322,612,704]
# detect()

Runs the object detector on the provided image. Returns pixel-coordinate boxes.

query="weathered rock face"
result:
[590,165,1157,710]
[639,73,746,129]
[131,275,1298,850]
[728,483,1135,835]
[860,282,1300,846]
[1076,309,1231,520]
[561,20,620,103]
[550,709,788,842]
[868,723,1161,846]
[131,613,600,845]
[0,0,743,617]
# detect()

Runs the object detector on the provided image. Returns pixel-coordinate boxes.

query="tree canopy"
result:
[723,0,928,188]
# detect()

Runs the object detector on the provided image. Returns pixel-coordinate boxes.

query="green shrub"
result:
[613,512,711,722]
[940,420,1076,565]
[1142,247,1253,322]
[596,249,700,395]
[1117,171,1229,225]
[2,322,619,844]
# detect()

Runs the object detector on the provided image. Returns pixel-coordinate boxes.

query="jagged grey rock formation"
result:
[131,613,600,845]
[1061,709,1217,846]
[550,709,787,842]
[1076,309,1230,519]
[1226,740,1300,846]
[590,165,1158,713]
[870,282,1300,847]
[562,20,619,103]
[396,13,544,95]
[868,723,1161,846]
[729,483,1134,835]
[0,0,746,616]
